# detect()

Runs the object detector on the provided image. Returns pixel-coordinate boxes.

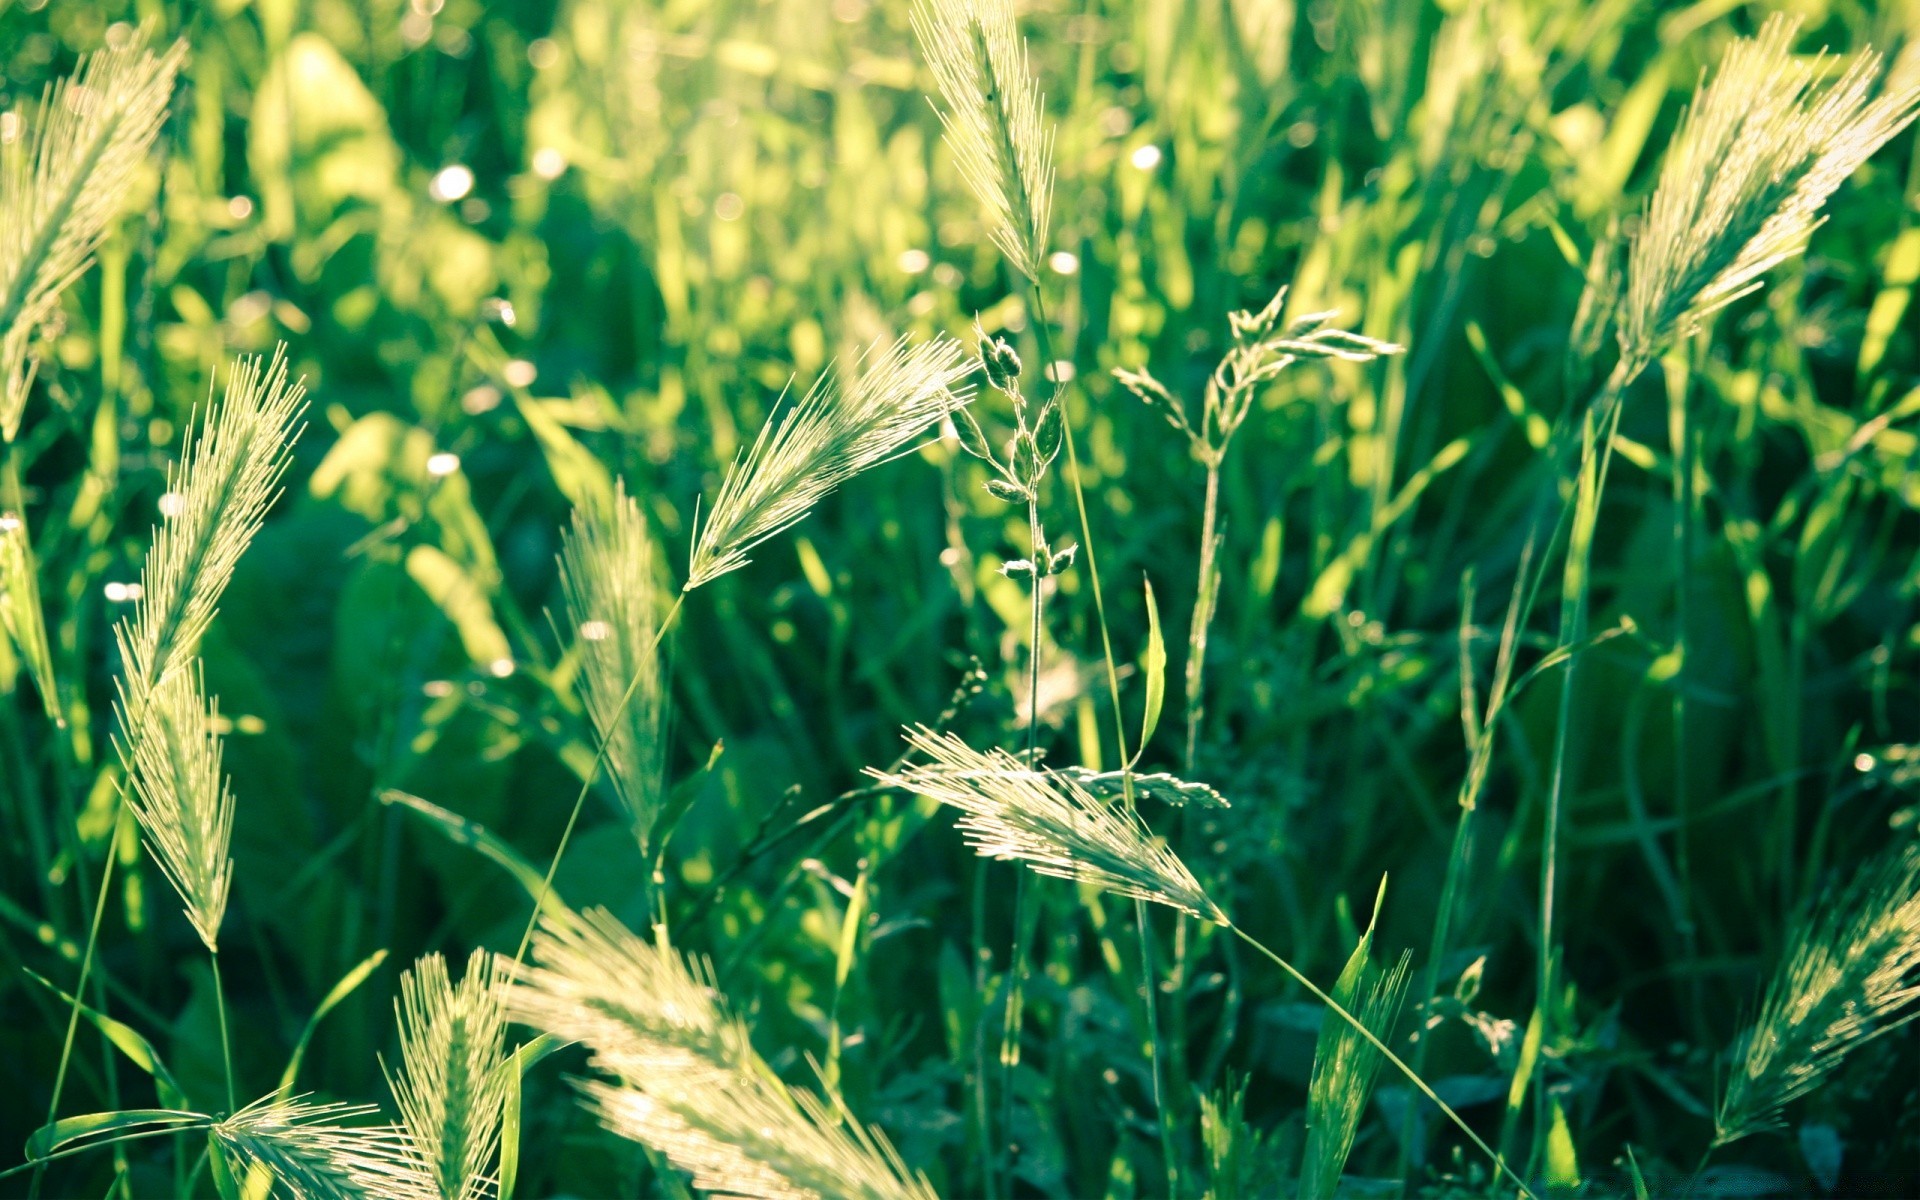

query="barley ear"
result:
[558,480,665,851]
[1714,840,1920,1146]
[0,30,185,440]
[387,950,511,1200]
[687,334,973,589]
[869,725,1225,922]
[1616,16,1920,377]
[913,0,1056,280]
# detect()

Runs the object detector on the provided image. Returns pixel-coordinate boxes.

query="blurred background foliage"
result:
[2,0,1918,1194]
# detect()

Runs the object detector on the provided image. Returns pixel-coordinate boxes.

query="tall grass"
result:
[4,2,1920,1198]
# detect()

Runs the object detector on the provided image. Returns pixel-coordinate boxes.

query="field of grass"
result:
[2,0,1919,1196]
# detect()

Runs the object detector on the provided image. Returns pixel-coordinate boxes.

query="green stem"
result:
[211,950,235,1114]
[1534,368,1628,1160]
[1024,270,1178,1194]
[1229,923,1537,1200]
[36,804,122,1199]
[513,590,686,967]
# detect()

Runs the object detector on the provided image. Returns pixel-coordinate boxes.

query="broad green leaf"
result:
[275,948,389,1101]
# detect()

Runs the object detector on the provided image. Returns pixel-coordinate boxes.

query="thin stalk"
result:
[1184,459,1222,769]
[997,499,1048,1187]
[512,590,686,967]
[1022,271,1179,1192]
[1533,367,1629,1159]
[1668,366,1704,1034]
[36,806,122,1199]
[1228,923,1536,1199]
[211,950,235,1114]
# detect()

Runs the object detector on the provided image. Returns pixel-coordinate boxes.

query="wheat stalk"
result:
[913,0,1055,282]
[869,726,1224,922]
[212,1095,436,1200]
[558,481,666,851]
[506,907,936,1200]
[1714,840,1920,1146]
[387,950,511,1200]
[120,663,233,952]
[1616,15,1920,376]
[0,29,184,440]
[687,334,972,589]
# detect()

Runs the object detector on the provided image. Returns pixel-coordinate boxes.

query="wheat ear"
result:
[506,907,937,1200]
[1714,840,1920,1146]
[913,0,1055,282]
[113,348,304,943]
[387,949,512,1200]
[687,334,972,589]
[0,29,185,439]
[558,480,665,851]
[1616,15,1920,375]
[119,663,233,952]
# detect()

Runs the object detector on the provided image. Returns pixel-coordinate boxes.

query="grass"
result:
[3,1,1919,1197]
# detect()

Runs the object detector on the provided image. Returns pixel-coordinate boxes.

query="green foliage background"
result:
[2,0,1918,1195]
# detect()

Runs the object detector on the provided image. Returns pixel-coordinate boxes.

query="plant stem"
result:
[1228,923,1538,1200]
[513,590,686,967]
[1185,459,1222,770]
[997,500,1048,1187]
[1022,280,1178,1194]
[211,950,235,1114]
[1533,365,1629,1160]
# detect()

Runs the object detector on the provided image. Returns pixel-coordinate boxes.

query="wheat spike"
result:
[212,1095,437,1200]
[869,726,1224,922]
[687,334,972,589]
[120,663,234,952]
[115,348,305,706]
[387,950,511,1200]
[558,481,665,851]
[1714,840,1920,1146]
[0,30,185,440]
[1616,16,1920,375]
[912,0,1055,280]
[507,908,937,1200]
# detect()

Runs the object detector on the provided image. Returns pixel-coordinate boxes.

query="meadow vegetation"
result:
[2,0,1919,1196]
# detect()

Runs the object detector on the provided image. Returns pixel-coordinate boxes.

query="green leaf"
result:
[25,1109,207,1160]
[494,1034,564,1200]
[1545,1097,1581,1191]
[406,543,511,668]
[381,788,567,916]
[1136,577,1166,763]
[274,947,389,1101]
[25,970,189,1108]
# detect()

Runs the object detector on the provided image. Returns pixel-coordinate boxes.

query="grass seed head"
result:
[870,725,1225,922]
[687,334,973,589]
